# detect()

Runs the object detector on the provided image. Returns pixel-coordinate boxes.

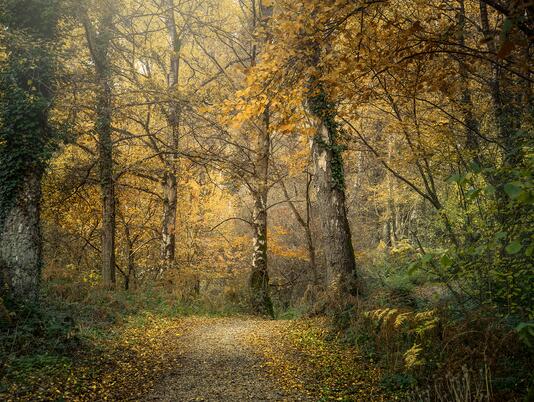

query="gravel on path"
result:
[145,317,310,402]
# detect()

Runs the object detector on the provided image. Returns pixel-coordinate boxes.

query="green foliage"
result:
[0,297,79,392]
[0,0,62,224]
[308,86,346,190]
[380,372,417,391]
[407,148,534,320]
[0,0,62,38]
[274,305,306,320]
[338,300,534,400]
[516,321,534,348]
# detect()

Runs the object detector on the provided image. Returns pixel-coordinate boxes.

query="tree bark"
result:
[308,88,358,301]
[0,1,59,303]
[98,77,116,288]
[385,137,397,248]
[479,1,523,168]
[310,123,358,298]
[249,107,273,317]
[82,9,116,288]
[248,0,274,317]
[250,183,273,316]
[298,23,358,303]
[162,172,177,265]
[124,225,135,291]
[0,170,43,301]
[161,0,181,268]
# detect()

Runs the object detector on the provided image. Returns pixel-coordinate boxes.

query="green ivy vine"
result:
[308,85,346,191]
[0,0,62,226]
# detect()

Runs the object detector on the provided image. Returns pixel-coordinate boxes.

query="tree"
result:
[0,0,62,302]
[160,0,182,269]
[248,0,275,317]
[80,1,117,288]
[307,84,358,301]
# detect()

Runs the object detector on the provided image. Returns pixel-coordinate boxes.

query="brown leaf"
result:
[497,40,514,59]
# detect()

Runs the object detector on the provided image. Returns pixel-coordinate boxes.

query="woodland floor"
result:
[2,314,391,401]
[146,318,311,401]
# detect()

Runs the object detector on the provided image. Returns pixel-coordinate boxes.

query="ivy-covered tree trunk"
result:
[0,0,60,302]
[82,8,116,288]
[308,89,358,301]
[161,0,181,269]
[0,171,43,301]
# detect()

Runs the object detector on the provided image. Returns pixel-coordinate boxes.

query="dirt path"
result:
[145,317,310,402]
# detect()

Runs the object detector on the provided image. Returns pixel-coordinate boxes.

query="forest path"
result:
[145,317,310,402]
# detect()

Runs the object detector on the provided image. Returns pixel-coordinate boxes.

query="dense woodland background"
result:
[0,0,533,400]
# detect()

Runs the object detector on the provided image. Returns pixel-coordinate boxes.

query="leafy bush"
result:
[340,302,533,400]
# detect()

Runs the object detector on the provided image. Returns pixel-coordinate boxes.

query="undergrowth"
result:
[328,248,534,401]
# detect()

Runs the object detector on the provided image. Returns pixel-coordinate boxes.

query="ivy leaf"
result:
[485,184,496,195]
[516,322,534,347]
[505,240,522,255]
[494,231,507,240]
[503,182,522,200]
[466,188,481,200]
[496,17,514,59]
[501,18,513,37]
[439,254,453,268]
[447,173,464,185]
[469,161,481,173]
[421,253,433,266]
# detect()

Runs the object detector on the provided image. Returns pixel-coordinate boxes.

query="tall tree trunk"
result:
[479,1,522,167]
[0,0,60,303]
[305,173,319,284]
[162,172,177,265]
[249,108,274,317]
[82,9,116,288]
[161,0,181,268]
[0,170,43,301]
[248,0,274,317]
[250,189,272,316]
[98,77,116,288]
[124,226,135,291]
[459,0,481,162]
[385,137,397,248]
[308,88,358,301]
